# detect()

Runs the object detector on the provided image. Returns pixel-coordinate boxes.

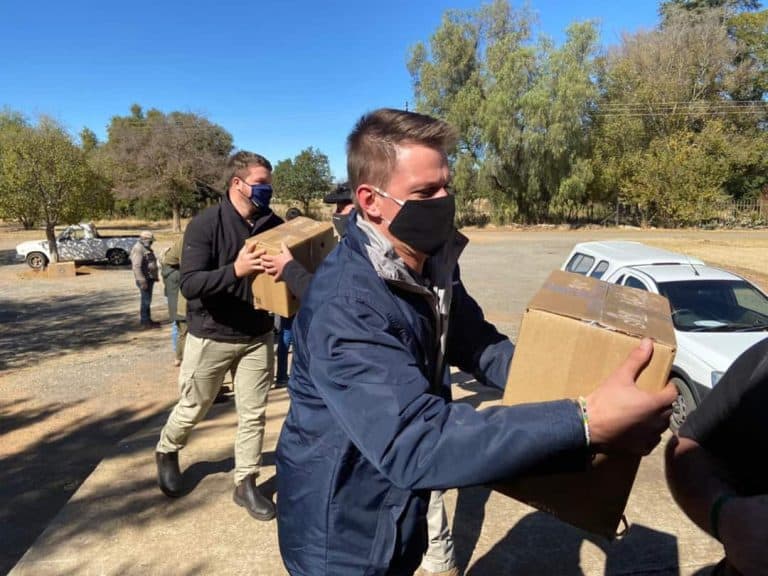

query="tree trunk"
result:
[172,204,182,233]
[45,223,59,264]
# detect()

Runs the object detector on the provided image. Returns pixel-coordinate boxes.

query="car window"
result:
[658,280,768,332]
[625,276,648,291]
[565,253,595,275]
[733,285,766,311]
[589,260,609,279]
[615,274,625,284]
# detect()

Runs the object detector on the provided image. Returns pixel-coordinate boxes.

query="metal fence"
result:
[707,198,768,225]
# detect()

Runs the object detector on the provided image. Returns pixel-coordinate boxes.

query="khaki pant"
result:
[420,490,457,573]
[157,331,274,485]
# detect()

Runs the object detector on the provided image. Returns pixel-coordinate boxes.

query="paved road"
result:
[1,228,735,575]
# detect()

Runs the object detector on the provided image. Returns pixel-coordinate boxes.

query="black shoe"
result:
[233,474,275,521]
[156,451,183,498]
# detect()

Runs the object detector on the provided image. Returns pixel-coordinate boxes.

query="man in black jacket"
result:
[155,151,283,521]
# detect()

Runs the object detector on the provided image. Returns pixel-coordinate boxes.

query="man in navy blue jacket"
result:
[276,109,677,576]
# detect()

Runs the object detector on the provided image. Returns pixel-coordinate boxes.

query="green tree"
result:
[0,111,40,229]
[592,6,767,213]
[659,1,767,101]
[104,105,233,231]
[622,123,733,225]
[0,115,110,261]
[272,147,332,214]
[660,0,761,22]
[409,0,600,223]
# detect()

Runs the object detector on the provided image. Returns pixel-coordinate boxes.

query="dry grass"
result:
[643,237,767,272]
[642,236,768,290]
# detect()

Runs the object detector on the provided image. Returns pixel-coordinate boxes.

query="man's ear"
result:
[355,185,381,219]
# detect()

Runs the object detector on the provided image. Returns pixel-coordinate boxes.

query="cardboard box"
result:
[245,216,336,317]
[497,270,676,539]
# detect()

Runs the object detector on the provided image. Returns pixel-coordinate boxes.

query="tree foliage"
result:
[409,0,600,223]
[272,147,332,214]
[0,113,111,260]
[592,4,767,222]
[0,111,39,229]
[409,0,767,226]
[104,105,233,231]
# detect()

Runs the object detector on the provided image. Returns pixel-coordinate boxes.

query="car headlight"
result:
[711,371,724,387]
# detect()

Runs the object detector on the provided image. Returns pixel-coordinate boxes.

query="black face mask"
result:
[332,213,348,237]
[376,189,456,255]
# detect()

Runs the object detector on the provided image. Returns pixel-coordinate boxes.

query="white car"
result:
[16,222,138,270]
[562,241,768,430]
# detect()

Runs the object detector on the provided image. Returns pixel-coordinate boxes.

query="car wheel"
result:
[26,251,49,270]
[107,249,129,266]
[670,376,697,433]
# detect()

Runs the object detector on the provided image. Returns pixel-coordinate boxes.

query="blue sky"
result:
[0,1,660,180]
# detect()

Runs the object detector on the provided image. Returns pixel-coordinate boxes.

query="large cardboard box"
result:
[497,270,676,539]
[245,216,336,317]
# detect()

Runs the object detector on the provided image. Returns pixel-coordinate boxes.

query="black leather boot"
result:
[155,451,183,498]
[233,474,275,520]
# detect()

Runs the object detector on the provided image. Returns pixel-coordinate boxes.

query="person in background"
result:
[130,230,160,329]
[324,181,355,238]
[161,235,187,366]
[274,207,303,387]
[274,108,677,575]
[665,339,768,576]
[155,151,283,522]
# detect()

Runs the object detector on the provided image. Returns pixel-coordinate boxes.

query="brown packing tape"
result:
[528,270,675,347]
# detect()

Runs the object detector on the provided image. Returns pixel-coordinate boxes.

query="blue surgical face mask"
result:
[247,183,273,210]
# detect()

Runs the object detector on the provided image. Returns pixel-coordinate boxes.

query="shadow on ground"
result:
[0,397,177,574]
[453,485,683,575]
[0,248,19,266]
[0,291,142,371]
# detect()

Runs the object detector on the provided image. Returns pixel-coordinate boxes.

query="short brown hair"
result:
[346,108,457,193]
[225,151,272,189]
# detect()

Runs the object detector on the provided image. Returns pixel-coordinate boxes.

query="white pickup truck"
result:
[16,223,140,270]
